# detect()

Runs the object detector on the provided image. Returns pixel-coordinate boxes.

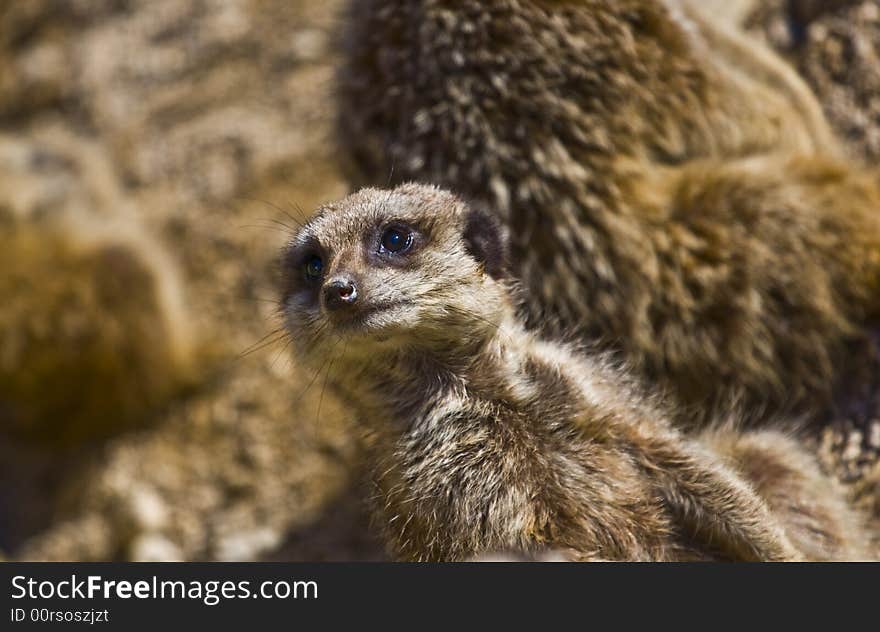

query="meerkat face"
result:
[281,184,509,362]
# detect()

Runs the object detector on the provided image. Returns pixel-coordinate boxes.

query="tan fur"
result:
[680,0,757,28]
[337,0,880,426]
[678,1,838,154]
[281,184,874,561]
[705,429,873,561]
[616,155,880,421]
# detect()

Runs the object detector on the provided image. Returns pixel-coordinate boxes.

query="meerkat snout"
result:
[282,184,510,359]
[323,275,359,310]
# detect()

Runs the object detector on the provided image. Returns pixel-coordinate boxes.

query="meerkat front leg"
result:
[621,426,804,561]
[704,429,874,561]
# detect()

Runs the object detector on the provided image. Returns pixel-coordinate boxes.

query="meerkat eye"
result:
[303,254,324,282]
[380,226,413,254]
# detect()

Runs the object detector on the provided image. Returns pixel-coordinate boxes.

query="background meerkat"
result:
[0,209,201,447]
[281,184,874,561]
[337,0,880,426]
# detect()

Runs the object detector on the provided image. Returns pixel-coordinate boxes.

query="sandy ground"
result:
[0,0,381,561]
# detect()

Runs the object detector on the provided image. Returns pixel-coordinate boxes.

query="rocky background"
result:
[0,0,877,561]
[0,0,382,562]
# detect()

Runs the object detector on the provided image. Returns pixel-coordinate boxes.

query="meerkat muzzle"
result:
[323,276,359,311]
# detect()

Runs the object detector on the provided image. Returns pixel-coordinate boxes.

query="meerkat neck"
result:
[333,309,540,425]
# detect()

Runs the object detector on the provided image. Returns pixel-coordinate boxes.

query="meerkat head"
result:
[281,184,509,364]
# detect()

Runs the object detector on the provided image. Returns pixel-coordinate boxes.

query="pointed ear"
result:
[463,205,508,280]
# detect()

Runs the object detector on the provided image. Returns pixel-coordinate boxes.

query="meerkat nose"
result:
[323,276,359,310]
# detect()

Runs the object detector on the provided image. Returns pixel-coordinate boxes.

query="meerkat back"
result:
[0,212,202,447]
[339,0,833,192]
[704,428,876,561]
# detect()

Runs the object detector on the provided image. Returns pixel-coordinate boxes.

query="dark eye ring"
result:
[303,254,323,282]
[380,226,413,254]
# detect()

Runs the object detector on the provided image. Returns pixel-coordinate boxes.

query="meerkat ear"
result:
[463,206,508,280]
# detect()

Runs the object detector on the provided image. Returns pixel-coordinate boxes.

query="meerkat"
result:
[0,209,201,447]
[340,0,837,185]
[336,0,880,426]
[280,184,873,561]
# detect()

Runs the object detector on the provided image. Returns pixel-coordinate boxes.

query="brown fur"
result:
[281,184,874,561]
[337,0,880,426]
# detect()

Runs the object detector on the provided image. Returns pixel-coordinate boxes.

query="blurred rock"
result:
[0,0,360,561]
[0,212,200,446]
[128,484,170,532]
[131,534,183,562]
[215,528,282,562]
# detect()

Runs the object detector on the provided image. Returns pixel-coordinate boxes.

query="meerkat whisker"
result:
[270,336,294,372]
[236,195,306,229]
[238,327,286,357]
[237,222,295,234]
[315,341,345,426]
[291,335,345,406]
[285,200,310,226]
